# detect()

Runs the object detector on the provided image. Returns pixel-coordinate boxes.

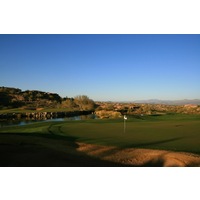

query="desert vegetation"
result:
[1,86,200,117]
[0,86,96,112]
[95,101,200,117]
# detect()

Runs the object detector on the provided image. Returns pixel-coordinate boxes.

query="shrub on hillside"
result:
[95,110,122,119]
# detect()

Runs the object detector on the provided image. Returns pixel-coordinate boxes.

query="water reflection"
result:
[0,114,97,127]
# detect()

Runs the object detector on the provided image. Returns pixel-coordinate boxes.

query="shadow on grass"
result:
[124,137,184,149]
[0,131,133,167]
[0,124,198,167]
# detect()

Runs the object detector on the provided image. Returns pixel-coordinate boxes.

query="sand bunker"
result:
[77,143,200,167]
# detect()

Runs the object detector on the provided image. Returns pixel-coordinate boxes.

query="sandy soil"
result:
[77,143,200,167]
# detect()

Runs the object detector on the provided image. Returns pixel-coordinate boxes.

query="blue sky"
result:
[0,34,200,101]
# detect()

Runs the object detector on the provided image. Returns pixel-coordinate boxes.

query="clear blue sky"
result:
[0,34,200,101]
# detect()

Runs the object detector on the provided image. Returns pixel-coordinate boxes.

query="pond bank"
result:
[0,110,94,120]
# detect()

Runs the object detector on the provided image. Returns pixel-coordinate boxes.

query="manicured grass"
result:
[0,108,33,113]
[1,114,200,154]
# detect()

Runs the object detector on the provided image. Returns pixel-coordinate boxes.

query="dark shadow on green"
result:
[124,137,184,149]
[0,132,133,167]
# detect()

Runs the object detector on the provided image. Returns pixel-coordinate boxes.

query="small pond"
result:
[0,114,97,127]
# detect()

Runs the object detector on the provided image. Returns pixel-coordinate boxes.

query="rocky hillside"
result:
[0,87,62,109]
[96,101,200,116]
[0,86,96,111]
[1,86,199,115]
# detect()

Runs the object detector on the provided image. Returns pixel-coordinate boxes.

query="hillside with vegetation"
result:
[95,101,200,118]
[0,86,96,112]
[1,86,200,118]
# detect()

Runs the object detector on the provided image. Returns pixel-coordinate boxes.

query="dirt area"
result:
[1,133,200,167]
[77,143,200,167]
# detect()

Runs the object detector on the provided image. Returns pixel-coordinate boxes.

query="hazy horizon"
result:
[1,34,200,101]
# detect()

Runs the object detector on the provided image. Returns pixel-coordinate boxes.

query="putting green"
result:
[1,114,200,154]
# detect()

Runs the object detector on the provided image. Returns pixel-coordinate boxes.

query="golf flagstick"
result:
[124,115,127,133]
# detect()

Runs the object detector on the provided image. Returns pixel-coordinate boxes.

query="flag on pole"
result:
[124,115,127,133]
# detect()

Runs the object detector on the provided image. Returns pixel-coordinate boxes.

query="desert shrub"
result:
[74,95,96,111]
[95,110,122,119]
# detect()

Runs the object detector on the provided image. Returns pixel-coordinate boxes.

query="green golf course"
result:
[0,114,200,166]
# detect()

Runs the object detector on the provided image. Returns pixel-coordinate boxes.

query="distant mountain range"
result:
[133,99,200,105]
